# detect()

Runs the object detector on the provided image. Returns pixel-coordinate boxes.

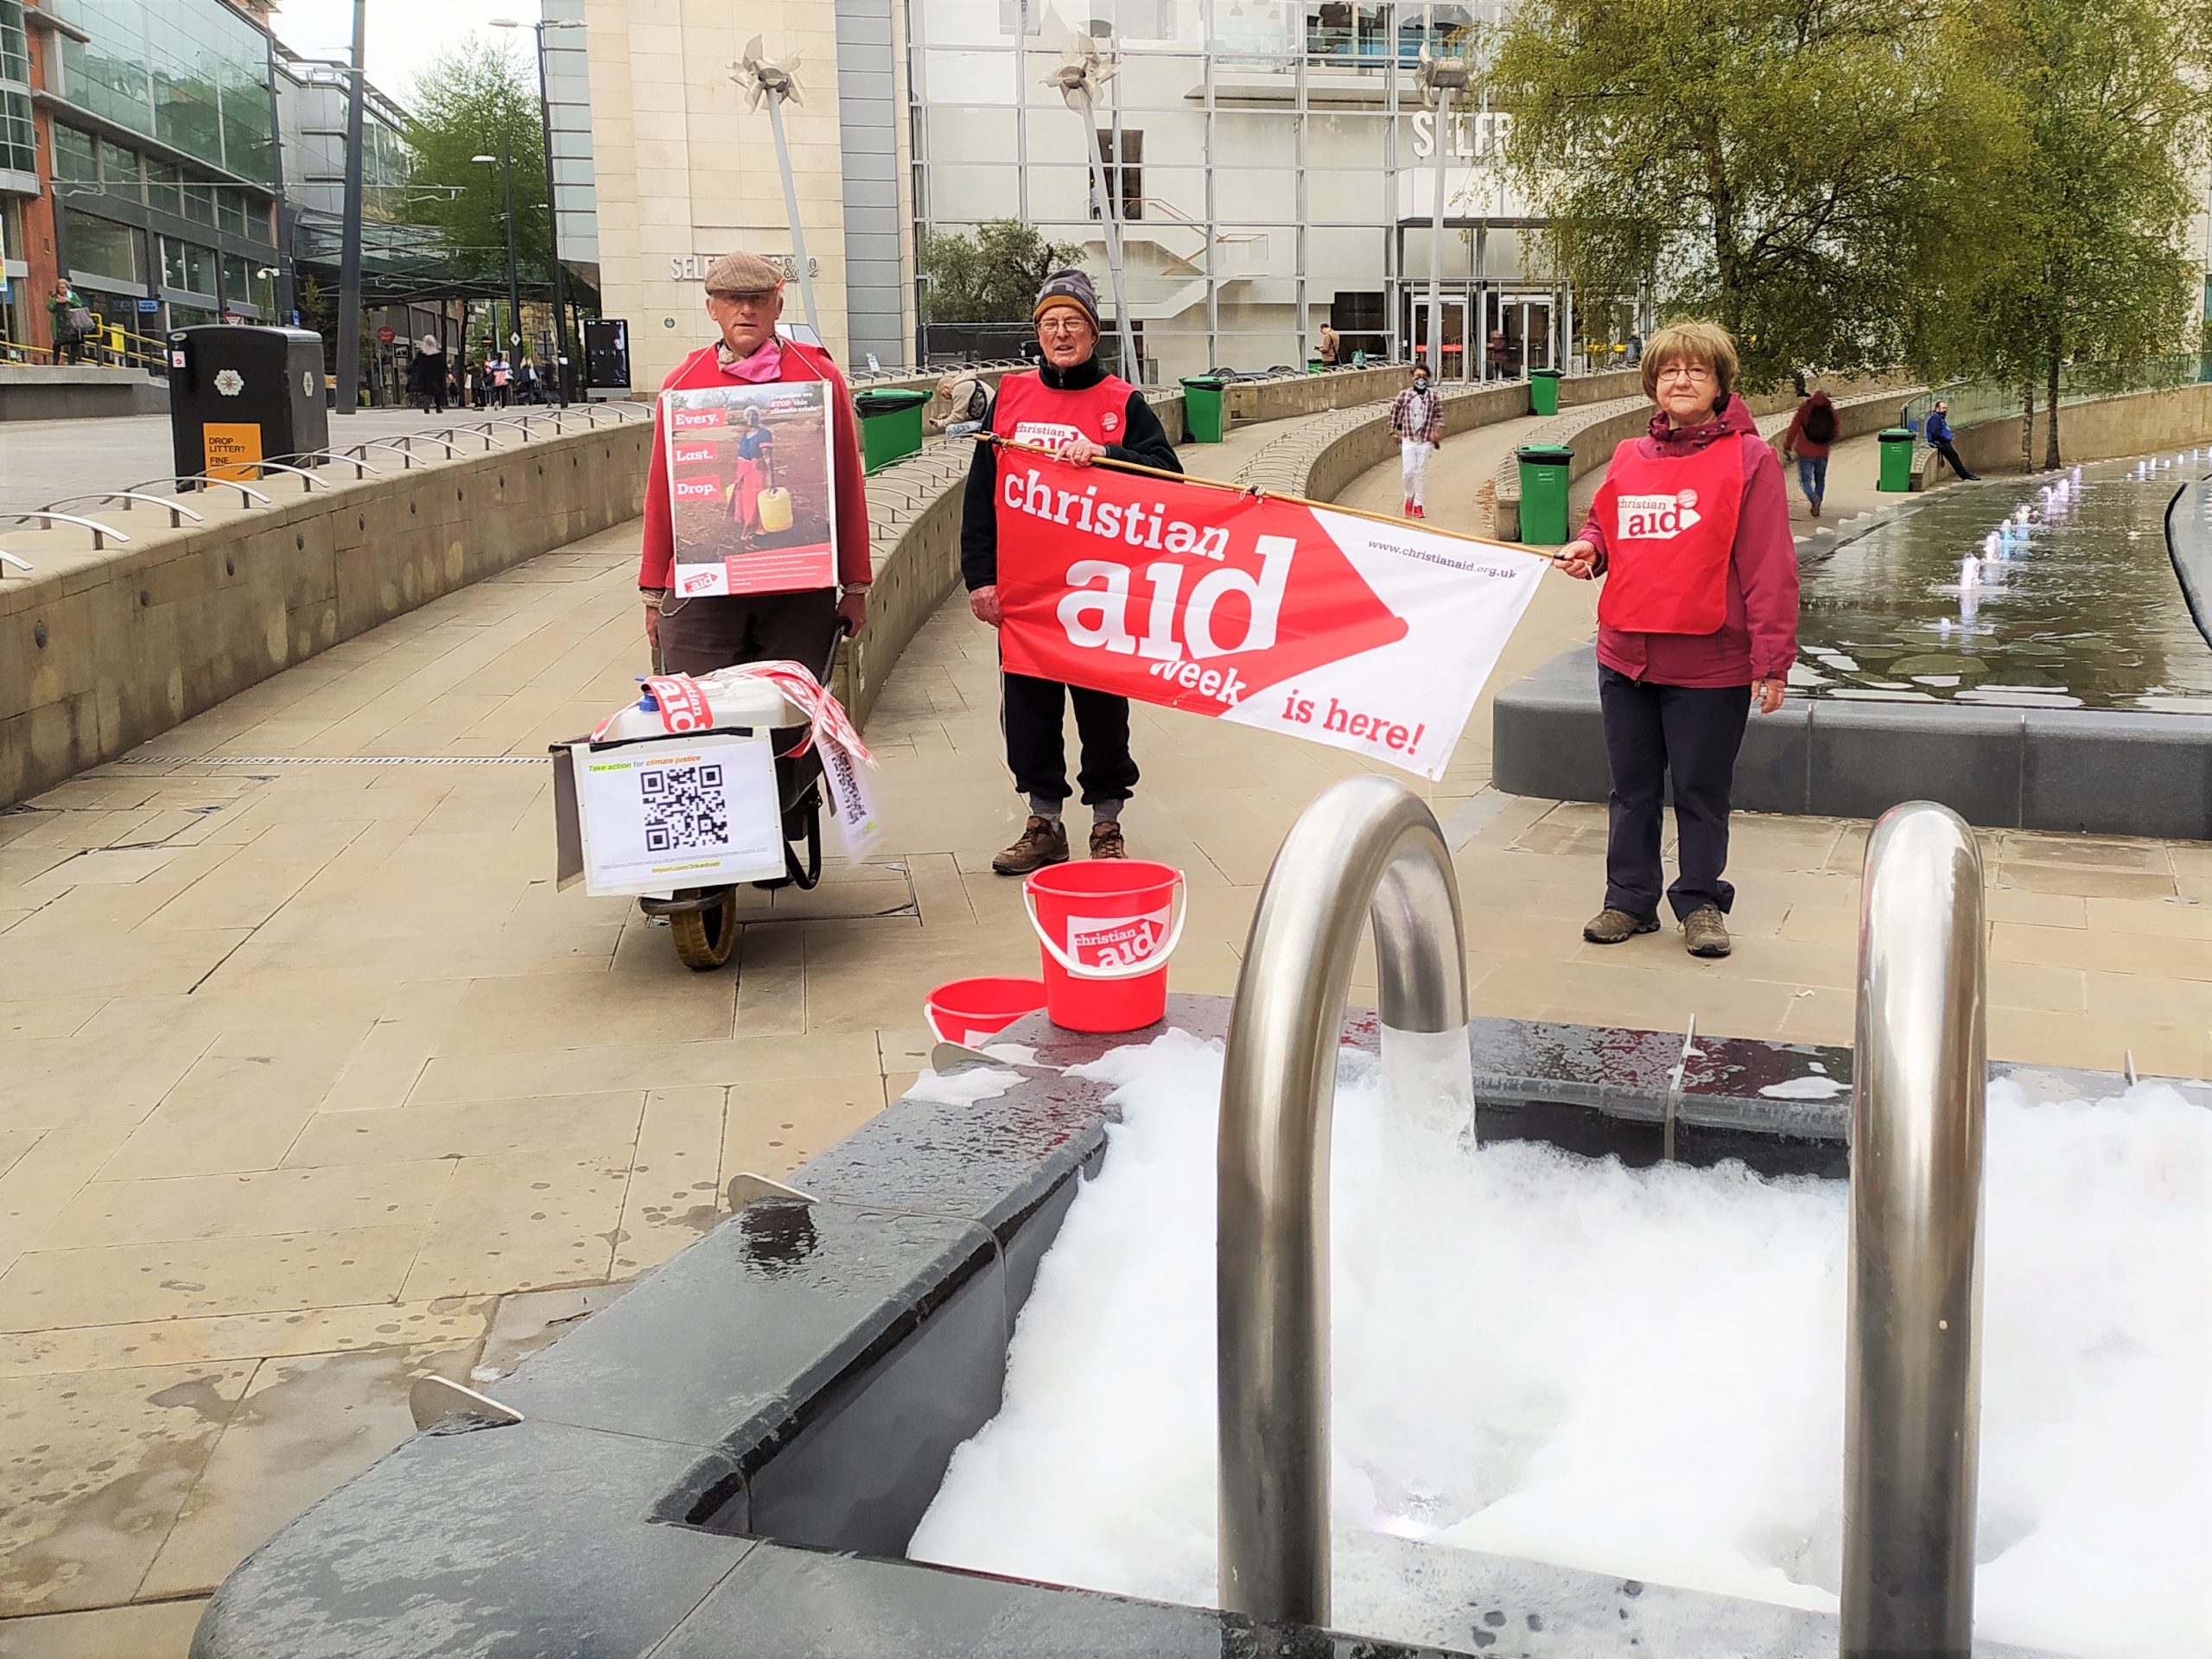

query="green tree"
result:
[1491,0,2012,391]
[403,38,549,297]
[919,220,1086,324]
[1936,0,2211,469]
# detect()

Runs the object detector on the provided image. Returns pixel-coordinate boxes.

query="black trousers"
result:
[1598,665,1751,921]
[1934,438,1976,480]
[1002,669,1137,808]
[658,588,837,678]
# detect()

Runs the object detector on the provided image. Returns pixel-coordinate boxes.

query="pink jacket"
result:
[1580,394,1799,687]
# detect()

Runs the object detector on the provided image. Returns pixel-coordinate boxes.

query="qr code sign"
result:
[639,762,728,852]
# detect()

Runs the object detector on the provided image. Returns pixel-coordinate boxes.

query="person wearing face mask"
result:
[1554,320,1798,961]
[638,251,871,675]
[1390,363,1445,518]
[960,269,1181,873]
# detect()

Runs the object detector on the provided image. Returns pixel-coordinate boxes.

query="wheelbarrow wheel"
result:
[668,887,738,971]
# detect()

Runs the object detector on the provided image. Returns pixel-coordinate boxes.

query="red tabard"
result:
[1589,435,1744,635]
[990,367,1135,450]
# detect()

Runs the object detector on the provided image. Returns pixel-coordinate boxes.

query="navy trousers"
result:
[1598,665,1752,921]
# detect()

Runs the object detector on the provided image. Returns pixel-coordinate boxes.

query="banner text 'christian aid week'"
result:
[992,453,1550,781]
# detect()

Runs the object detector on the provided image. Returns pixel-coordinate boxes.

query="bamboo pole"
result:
[972,433,1571,563]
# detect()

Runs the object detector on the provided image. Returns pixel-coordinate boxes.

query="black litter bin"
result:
[167,327,328,484]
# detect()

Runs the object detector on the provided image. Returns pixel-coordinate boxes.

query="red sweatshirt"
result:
[637,340,874,592]
[1579,394,1799,687]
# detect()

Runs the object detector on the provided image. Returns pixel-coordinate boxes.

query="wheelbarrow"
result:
[550,625,849,972]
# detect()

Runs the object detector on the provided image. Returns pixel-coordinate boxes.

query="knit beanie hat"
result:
[1033,269,1101,332]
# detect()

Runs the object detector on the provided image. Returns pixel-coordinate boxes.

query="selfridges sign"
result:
[1398,107,1528,222]
[667,252,821,283]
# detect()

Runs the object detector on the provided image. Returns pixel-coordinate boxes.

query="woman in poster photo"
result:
[728,405,777,549]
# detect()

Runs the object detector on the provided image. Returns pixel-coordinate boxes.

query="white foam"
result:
[911,1032,2211,1657]
[1759,1074,1849,1100]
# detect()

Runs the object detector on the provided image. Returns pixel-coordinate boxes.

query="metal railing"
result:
[1214,784,1989,1647]
[1216,775,1469,1627]
[1843,800,1987,1656]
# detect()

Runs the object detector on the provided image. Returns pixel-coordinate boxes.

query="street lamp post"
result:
[334,0,368,415]
[1415,40,1471,380]
[473,143,522,384]
[492,16,585,405]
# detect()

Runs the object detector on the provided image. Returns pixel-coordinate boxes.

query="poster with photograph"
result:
[663,380,837,598]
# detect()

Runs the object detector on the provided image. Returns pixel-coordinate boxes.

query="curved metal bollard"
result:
[1216,776,1468,1628]
[1843,800,1987,1656]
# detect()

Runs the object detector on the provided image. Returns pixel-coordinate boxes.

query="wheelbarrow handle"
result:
[820,618,853,687]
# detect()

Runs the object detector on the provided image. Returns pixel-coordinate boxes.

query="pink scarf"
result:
[717,337,784,383]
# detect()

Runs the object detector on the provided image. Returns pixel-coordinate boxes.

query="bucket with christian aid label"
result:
[1022,860,1186,1033]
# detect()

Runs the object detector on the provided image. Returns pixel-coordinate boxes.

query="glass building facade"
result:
[907,0,1592,382]
[31,0,281,334]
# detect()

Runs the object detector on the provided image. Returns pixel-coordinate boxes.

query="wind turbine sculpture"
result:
[730,37,823,345]
[1415,38,1471,378]
[1039,16,1141,381]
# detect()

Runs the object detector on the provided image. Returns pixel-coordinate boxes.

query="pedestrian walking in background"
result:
[1391,363,1444,518]
[406,334,448,413]
[1925,400,1979,480]
[1782,389,1837,518]
[1318,322,1340,366]
[1554,319,1799,961]
[47,280,90,365]
[465,359,482,408]
[961,269,1181,874]
[490,353,512,408]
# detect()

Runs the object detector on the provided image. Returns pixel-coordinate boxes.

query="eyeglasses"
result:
[1037,316,1091,337]
[1655,361,1715,384]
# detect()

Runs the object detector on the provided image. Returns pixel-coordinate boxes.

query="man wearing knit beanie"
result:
[960,269,1181,873]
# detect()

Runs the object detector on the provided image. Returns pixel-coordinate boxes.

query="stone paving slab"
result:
[0,403,2204,1653]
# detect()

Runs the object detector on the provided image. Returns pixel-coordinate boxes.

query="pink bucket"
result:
[1021,860,1186,1033]
[924,976,1047,1048]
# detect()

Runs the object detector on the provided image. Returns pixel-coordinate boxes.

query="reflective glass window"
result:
[0,88,30,173]
[60,206,143,283]
[0,0,29,87]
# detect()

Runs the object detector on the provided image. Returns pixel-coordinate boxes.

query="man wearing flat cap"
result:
[639,251,872,674]
[961,269,1180,873]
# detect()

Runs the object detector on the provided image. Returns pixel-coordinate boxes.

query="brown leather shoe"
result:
[1582,906,1660,944]
[1089,819,1126,860]
[1683,904,1732,958]
[992,815,1069,876]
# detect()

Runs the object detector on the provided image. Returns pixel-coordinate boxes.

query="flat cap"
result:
[703,251,784,296]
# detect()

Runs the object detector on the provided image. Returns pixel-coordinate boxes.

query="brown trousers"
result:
[657,588,838,678]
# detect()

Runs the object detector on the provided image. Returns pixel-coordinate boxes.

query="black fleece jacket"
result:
[959,355,1181,592]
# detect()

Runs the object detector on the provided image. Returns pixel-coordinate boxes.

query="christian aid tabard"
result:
[993,452,1549,781]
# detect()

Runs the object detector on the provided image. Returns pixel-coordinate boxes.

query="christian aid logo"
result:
[1068,906,1170,969]
[674,477,720,503]
[1618,490,1702,540]
[678,569,725,595]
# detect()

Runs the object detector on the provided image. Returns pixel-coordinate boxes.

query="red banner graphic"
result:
[993,450,1549,779]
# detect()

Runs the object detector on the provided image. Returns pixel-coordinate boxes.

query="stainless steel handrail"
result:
[1216,775,1469,1628]
[1843,800,1987,1656]
[40,490,205,528]
[0,509,131,549]
[127,474,274,506]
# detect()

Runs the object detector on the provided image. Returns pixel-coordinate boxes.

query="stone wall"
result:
[1493,375,1921,540]
[1930,379,2212,484]
[0,365,169,423]
[0,421,652,806]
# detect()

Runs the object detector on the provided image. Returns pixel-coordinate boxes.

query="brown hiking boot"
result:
[1089,819,1126,860]
[992,815,1069,876]
[1683,904,1732,958]
[1582,907,1660,944]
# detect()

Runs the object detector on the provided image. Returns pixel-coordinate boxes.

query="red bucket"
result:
[1021,860,1186,1033]
[924,976,1046,1048]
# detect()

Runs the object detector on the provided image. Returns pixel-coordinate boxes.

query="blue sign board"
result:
[137,298,161,314]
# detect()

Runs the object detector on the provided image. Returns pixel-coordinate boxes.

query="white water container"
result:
[594,675,797,743]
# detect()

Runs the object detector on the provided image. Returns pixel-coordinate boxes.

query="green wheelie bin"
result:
[1878,426,1918,493]
[1529,367,1562,416]
[855,387,931,474]
[1516,442,1575,544]
[1180,375,1227,443]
